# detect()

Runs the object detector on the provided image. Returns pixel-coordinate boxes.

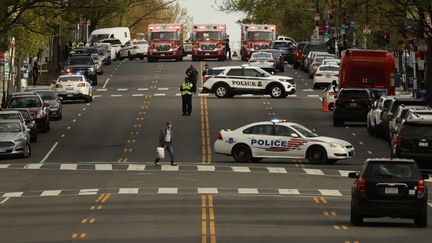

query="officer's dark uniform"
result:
[180,78,193,116]
[185,66,198,93]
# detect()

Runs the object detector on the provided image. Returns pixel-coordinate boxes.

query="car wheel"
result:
[307,146,327,164]
[350,204,363,226]
[22,143,31,158]
[415,210,427,228]
[214,84,230,98]
[269,85,284,98]
[232,144,252,163]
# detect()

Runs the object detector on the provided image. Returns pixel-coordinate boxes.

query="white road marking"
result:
[95,164,112,171]
[307,95,320,98]
[96,88,107,92]
[82,108,86,111]
[117,88,128,91]
[39,142,59,163]
[319,189,342,197]
[61,134,65,138]
[0,197,9,204]
[78,189,99,195]
[24,164,43,169]
[161,165,179,171]
[338,170,352,177]
[367,151,372,154]
[359,141,363,145]
[78,113,82,116]
[303,168,324,175]
[352,133,356,136]
[158,88,169,91]
[267,167,287,173]
[2,192,23,197]
[175,93,181,96]
[241,94,254,97]
[60,164,77,170]
[127,164,146,171]
[73,119,77,122]
[137,88,148,91]
[67,126,71,130]
[238,188,259,194]
[158,187,178,194]
[93,95,102,98]
[197,188,218,194]
[289,94,298,97]
[302,89,314,92]
[41,190,62,197]
[0,164,10,169]
[110,94,123,97]
[198,93,209,97]
[154,93,166,96]
[132,94,144,97]
[102,78,110,89]
[231,166,251,173]
[197,165,215,172]
[278,189,300,195]
[119,188,139,194]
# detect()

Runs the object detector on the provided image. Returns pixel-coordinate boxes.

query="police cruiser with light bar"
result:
[202,66,296,98]
[214,120,354,164]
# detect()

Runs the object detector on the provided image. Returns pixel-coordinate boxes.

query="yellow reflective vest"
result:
[181,82,193,95]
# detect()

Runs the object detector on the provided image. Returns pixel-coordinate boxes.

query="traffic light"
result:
[384,33,390,45]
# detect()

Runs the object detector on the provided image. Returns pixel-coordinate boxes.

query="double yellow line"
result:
[200,62,212,163]
[201,195,216,243]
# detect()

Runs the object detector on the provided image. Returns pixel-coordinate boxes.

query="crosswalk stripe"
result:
[119,188,139,194]
[175,93,181,96]
[132,94,144,97]
[154,93,166,96]
[117,88,128,91]
[197,165,215,172]
[198,93,209,97]
[231,166,251,173]
[78,189,99,195]
[110,94,122,97]
[241,94,254,97]
[24,164,43,169]
[158,88,169,91]
[96,89,107,92]
[137,88,148,91]
[158,187,178,194]
[161,165,179,171]
[307,94,320,98]
[60,164,77,170]
[93,95,102,98]
[319,189,342,197]
[2,192,23,197]
[238,188,259,194]
[278,189,300,195]
[304,169,324,175]
[41,190,62,197]
[267,167,287,174]
[0,164,10,169]
[127,164,146,171]
[197,188,218,194]
[95,164,112,171]
[302,89,314,92]
[338,170,351,177]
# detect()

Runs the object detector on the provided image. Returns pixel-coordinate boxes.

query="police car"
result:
[214,120,354,164]
[54,74,93,103]
[202,66,296,98]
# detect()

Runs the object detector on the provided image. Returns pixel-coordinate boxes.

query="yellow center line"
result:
[208,195,216,243]
[71,233,78,239]
[101,193,111,203]
[96,193,105,203]
[313,197,320,204]
[320,197,328,204]
[201,195,207,243]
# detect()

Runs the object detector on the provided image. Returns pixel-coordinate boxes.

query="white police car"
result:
[214,120,354,164]
[54,74,93,103]
[202,66,296,98]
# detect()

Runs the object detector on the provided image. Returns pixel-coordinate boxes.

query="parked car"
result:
[270,40,294,64]
[248,51,276,73]
[308,54,336,78]
[12,108,38,143]
[300,43,328,71]
[91,53,103,75]
[118,39,148,60]
[366,96,393,137]
[26,87,63,120]
[0,120,31,158]
[261,49,285,72]
[349,158,428,227]
[95,44,112,65]
[101,38,123,60]
[54,74,93,103]
[64,54,98,85]
[388,105,430,142]
[6,95,50,133]
[313,65,339,89]
[333,88,374,126]
[293,42,307,69]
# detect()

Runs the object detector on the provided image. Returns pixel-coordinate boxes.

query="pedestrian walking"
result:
[180,77,193,116]
[185,64,198,93]
[32,60,39,86]
[225,35,231,60]
[154,121,176,166]
[202,64,209,78]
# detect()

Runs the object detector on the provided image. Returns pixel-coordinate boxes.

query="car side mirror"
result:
[422,174,430,180]
[348,172,359,178]
[290,133,299,138]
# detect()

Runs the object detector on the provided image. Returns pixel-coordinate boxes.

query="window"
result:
[243,125,274,135]
[338,90,369,99]
[247,32,273,41]
[291,125,317,137]
[252,52,272,59]
[244,68,261,77]
[275,126,297,137]
[364,162,419,179]
[207,69,224,76]
[226,68,243,76]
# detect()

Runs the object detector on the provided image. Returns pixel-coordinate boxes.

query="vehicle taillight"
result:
[204,76,211,82]
[314,73,323,77]
[395,134,402,149]
[216,43,223,49]
[417,179,425,195]
[172,44,178,49]
[313,63,321,66]
[78,83,86,87]
[358,178,366,193]
[217,132,223,140]
[268,59,274,62]
[193,44,199,49]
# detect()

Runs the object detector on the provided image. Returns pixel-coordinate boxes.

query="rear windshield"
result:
[263,50,281,57]
[252,53,273,59]
[8,97,42,108]
[401,123,432,136]
[364,162,419,179]
[338,90,369,99]
[102,39,122,45]
[68,57,94,65]
[58,76,83,82]
[391,100,427,113]
[207,69,224,76]
[0,113,20,120]
[35,91,55,100]
[272,42,292,48]
[319,66,339,72]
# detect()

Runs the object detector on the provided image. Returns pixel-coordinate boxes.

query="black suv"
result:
[391,120,432,166]
[64,54,98,85]
[380,97,427,141]
[333,88,374,126]
[270,40,294,64]
[349,158,428,227]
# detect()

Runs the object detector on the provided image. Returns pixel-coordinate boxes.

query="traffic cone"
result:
[323,98,329,112]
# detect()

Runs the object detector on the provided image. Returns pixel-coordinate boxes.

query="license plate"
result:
[66,87,74,91]
[348,103,357,107]
[419,142,429,147]
[385,187,398,194]
[160,54,165,57]
[67,94,73,97]
[205,53,210,56]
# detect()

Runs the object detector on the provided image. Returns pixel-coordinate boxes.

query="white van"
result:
[88,27,131,45]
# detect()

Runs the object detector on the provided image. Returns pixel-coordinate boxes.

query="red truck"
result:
[339,49,396,96]
[147,23,184,62]
[240,24,276,61]
[191,24,227,61]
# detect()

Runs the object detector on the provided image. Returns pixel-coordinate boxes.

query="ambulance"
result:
[147,24,184,62]
[191,24,227,61]
[240,24,276,61]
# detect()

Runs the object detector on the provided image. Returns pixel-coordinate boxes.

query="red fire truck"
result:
[240,24,276,61]
[339,49,396,96]
[191,24,227,61]
[147,24,184,62]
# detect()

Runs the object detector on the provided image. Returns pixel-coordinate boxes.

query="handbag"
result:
[156,147,165,159]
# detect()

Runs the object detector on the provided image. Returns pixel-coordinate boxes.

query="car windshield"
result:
[0,123,22,133]
[339,90,369,99]
[89,34,110,43]
[58,76,83,82]
[364,162,419,179]
[150,32,179,41]
[247,32,273,41]
[263,50,281,57]
[18,111,30,120]
[8,97,42,108]
[319,66,339,72]
[35,91,55,100]
[255,68,271,77]
[252,53,273,59]
[272,42,292,48]
[102,39,122,45]
[195,31,223,40]
[134,40,148,45]
[291,124,318,137]
[68,57,93,65]
[0,113,20,120]
[401,123,432,136]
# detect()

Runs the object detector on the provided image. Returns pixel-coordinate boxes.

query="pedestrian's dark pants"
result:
[182,94,192,114]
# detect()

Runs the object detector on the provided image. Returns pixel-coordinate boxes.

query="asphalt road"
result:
[0,56,430,243]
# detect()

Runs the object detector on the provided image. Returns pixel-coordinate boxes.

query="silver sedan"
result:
[0,120,31,158]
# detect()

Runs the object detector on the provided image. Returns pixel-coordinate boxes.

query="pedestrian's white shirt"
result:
[165,129,172,142]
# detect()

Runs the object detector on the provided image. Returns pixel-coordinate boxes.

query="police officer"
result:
[225,35,231,60]
[180,77,193,116]
[202,64,209,78]
[185,64,198,93]
[330,80,338,92]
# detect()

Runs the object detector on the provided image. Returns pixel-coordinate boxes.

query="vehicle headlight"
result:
[14,137,25,143]
[51,104,59,109]
[329,142,345,149]
[89,68,94,72]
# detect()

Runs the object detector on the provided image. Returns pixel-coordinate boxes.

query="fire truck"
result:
[191,24,227,61]
[147,24,184,62]
[240,24,276,61]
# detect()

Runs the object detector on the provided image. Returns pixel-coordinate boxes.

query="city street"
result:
[0,58,430,243]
